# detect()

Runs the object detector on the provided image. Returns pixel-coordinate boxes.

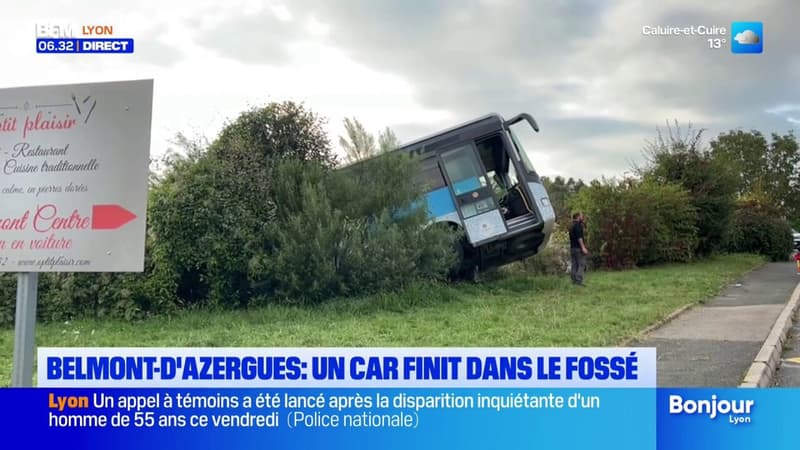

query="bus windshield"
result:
[507,127,538,176]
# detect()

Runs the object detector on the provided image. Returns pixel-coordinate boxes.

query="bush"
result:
[636,182,699,265]
[248,155,458,303]
[0,274,18,326]
[0,104,459,326]
[639,124,737,256]
[506,229,571,276]
[0,233,176,327]
[146,102,336,308]
[569,179,698,269]
[724,195,794,261]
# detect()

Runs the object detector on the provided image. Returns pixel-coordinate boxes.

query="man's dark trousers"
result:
[570,249,586,285]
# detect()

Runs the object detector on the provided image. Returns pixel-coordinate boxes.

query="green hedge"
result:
[570,180,698,269]
[724,196,794,261]
[0,103,458,326]
[248,155,457,303]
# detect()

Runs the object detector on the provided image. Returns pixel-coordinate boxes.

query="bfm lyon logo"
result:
[669,394,754,425]
[35,23,133,53]
[36,24,115,38]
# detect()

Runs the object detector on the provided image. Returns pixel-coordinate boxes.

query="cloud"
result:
[734,29,760,44]
[281,1,795,174]
[181,0,800,179]
[134,23,185,67]
[9,0,793,181]
[194,7,302,64]
[766,104,800,115]
[766,104,800,126]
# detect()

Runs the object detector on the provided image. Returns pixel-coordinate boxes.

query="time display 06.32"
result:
[36,38,134,54]
[37,38,78,53]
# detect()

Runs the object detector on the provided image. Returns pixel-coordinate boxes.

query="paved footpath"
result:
[636,262,798,387]
[775,307,800,386]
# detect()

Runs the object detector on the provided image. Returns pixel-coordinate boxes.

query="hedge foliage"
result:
[724,194,794,261]
[2,111,796,324]
[569,180,698,269]
[641,147,737,256]
[0,102,457,325]
[247,155,457,303]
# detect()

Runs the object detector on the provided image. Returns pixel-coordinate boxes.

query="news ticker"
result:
[6,387,796,450]
[36,38,133,54]
[2,347,798,450]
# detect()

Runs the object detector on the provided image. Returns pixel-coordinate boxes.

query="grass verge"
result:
[0,253,766,385]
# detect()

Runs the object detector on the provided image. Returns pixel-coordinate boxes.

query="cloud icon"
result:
[734,30,760,44]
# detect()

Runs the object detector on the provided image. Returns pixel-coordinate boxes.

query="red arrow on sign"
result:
[91,204,137,230]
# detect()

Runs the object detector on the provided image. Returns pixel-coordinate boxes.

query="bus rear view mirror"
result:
[504,113,539,133]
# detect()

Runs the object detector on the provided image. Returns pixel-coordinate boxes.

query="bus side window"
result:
[417,159,446,190]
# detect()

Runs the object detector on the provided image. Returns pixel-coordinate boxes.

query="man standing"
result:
[569,212,589,286]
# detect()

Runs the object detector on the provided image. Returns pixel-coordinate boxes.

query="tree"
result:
[213,102,335,167]
[149,133,209,187]
[338,118,401,164]
[637,121,737,255]
[248,154,458,302]
[339,117,377,163]
[711,130,800,220]
[725,192,794,261]
[541,176,585,227]
[709,130,769,196]
[378,127,401,152]
[765,132,800,219]
[148,102,336,306]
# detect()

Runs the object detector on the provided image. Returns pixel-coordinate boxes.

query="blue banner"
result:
[3,388,654,449]
[4,387,799,449]
[657,388,799,449]
[4,348,797,448]
[36,38,134,53]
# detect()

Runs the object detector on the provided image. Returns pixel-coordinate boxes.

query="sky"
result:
[2,0,798,182]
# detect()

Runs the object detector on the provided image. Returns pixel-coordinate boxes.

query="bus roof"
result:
[395,113,505,151]
[338,112,506,171]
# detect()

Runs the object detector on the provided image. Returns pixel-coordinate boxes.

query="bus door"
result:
[440,144,508,245]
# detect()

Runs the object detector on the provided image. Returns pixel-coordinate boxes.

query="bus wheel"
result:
[465,264,480,283]
[449,241,465,281]
[454,240,479,283]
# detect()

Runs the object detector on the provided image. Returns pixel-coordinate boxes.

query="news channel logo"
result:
[35,23,134,54]
[668,394,754,425]
[731,22,762,54]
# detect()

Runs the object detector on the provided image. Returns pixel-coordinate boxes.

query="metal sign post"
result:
[11,272,38,387]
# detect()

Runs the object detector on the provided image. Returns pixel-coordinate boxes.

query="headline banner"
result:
[38,347,656,388]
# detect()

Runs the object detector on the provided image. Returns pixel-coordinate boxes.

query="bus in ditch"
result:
[393,113,556,278]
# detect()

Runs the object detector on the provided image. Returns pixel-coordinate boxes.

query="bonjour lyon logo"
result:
[669,394,754,425]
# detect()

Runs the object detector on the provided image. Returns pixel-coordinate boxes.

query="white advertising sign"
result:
[0,79,152,272]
